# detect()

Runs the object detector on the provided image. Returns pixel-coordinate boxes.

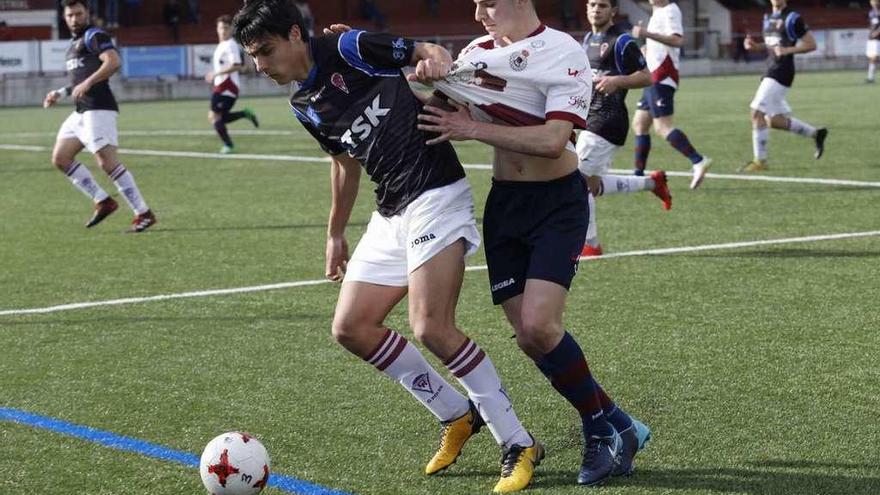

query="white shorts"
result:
[345,178,481,287]
[576,130,619,177]
[867,40,880,58]
[749,77,792,117]
[56,110,119,153]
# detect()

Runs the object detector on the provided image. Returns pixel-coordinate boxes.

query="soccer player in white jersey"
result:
[207,14,259,154]
[739,0,827,172]
[419,0,648,487]
[866,0,880,83]
[630,0,711,189]
[43,0,155,232]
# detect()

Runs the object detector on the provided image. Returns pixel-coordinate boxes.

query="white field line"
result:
[3,143,880,188]
[4,130,293,137]
[2,230,878,317]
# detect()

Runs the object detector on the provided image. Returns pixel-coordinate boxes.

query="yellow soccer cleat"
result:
[737,159,768,173]
[425,402,484,475]
[493,438,545,493]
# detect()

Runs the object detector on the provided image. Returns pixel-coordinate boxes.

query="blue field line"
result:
[0,407,354,495]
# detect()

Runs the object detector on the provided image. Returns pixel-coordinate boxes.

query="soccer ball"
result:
[199,432,271,495]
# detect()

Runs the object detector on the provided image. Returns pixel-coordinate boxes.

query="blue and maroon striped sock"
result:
[594,378,633,433]
[634,134,651,174]
[535,332,613,436]
[666,128,703,164]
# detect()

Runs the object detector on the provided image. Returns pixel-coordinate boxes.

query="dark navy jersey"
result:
[762,8,808,87]
[66,26,118,113]
[870,9,880,40]
[290,30,465,217]
[581,26,645,146]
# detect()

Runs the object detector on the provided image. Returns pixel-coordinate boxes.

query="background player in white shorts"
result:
[630,0,711,189]
[866,0,880,83]
[578,0,670,257]
[740,0,827,172]
[44,0,155,233]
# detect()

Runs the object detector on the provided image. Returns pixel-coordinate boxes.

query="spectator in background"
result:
[123,0,140,26]
[560,0,581,30]
[359,0,387,31]
[187,0,200,24]
[163,0,182,42]
[105,0,118,28]
[294,0,315,37]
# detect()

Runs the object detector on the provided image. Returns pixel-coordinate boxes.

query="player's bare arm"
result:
[595,68,651,96]
[326,153,361,282]
[633,20,683,47]
[773,31,816,56]
[72,49,120,100]
[205,63,245,82]
[744,34,766,52]
[418,102,574,159]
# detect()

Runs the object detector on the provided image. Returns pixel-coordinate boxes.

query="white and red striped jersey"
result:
[434,25,591,152]
[212,38,242,97]
[645,2,683,88]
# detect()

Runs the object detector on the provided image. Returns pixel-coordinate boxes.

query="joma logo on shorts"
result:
[410,233,436,247]
[491,278,515,292]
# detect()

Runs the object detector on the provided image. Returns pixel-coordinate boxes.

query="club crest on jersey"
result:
[331,72,349,94]
[412,373,434,394]
[392,37,407,61]
[599,42,609,57]
[509,50,530,71]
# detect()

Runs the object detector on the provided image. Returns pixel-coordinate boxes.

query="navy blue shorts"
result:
[483,170,589,305]
[636,83,676,118]
[210,94,237,114]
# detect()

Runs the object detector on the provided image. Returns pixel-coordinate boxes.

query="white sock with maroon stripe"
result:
[365,330,469,422]
[445,338,532,449]
[64,161,109,203]
[600,175,653,195]
[108,164,149,215]
[585,192,599,247]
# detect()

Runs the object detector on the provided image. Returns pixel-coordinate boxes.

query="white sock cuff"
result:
[444,338,486,379]
[365,329,408,371]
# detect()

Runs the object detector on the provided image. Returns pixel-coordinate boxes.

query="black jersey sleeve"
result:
[292,108,346,156]
[337,30,415,75]
[616,34,647,75]
[786,12,809,40]
[84,28,116,55]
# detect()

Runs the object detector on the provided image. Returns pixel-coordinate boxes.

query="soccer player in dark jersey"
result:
[740,0,828,172]
[418,0,645,487]
[866,0,880,83]
[231,1,539,492]
[207,15,259,154]
[577,0,670,257]
[630,0,712,189]
[43,0,156,232]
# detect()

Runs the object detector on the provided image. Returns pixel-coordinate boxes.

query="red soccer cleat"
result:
[650,170,672,211]
[580,244,604,257]
[127,210,157,233]
[85,197,119,228]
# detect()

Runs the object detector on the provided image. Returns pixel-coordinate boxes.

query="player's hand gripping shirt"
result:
[645,2,683,88]
[582,25,646,146]
[66,25,118,113]
[762,8,808,87]
[289,31,465,217]
[213,38,243,97]
[433,25,591,152]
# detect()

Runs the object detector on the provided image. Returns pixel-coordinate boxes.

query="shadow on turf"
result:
[613,464,880,495]
[694,248,880,259]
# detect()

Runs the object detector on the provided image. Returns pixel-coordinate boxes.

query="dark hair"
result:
[62,0,88,9]
[217,14,233,25]
[609,0,618,8]
[232,0,309,47]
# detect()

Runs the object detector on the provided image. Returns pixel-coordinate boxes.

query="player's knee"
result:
[516,317,562,356]
[409,314,453,347]
[51,154,71,169]
[330,315,363,350]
